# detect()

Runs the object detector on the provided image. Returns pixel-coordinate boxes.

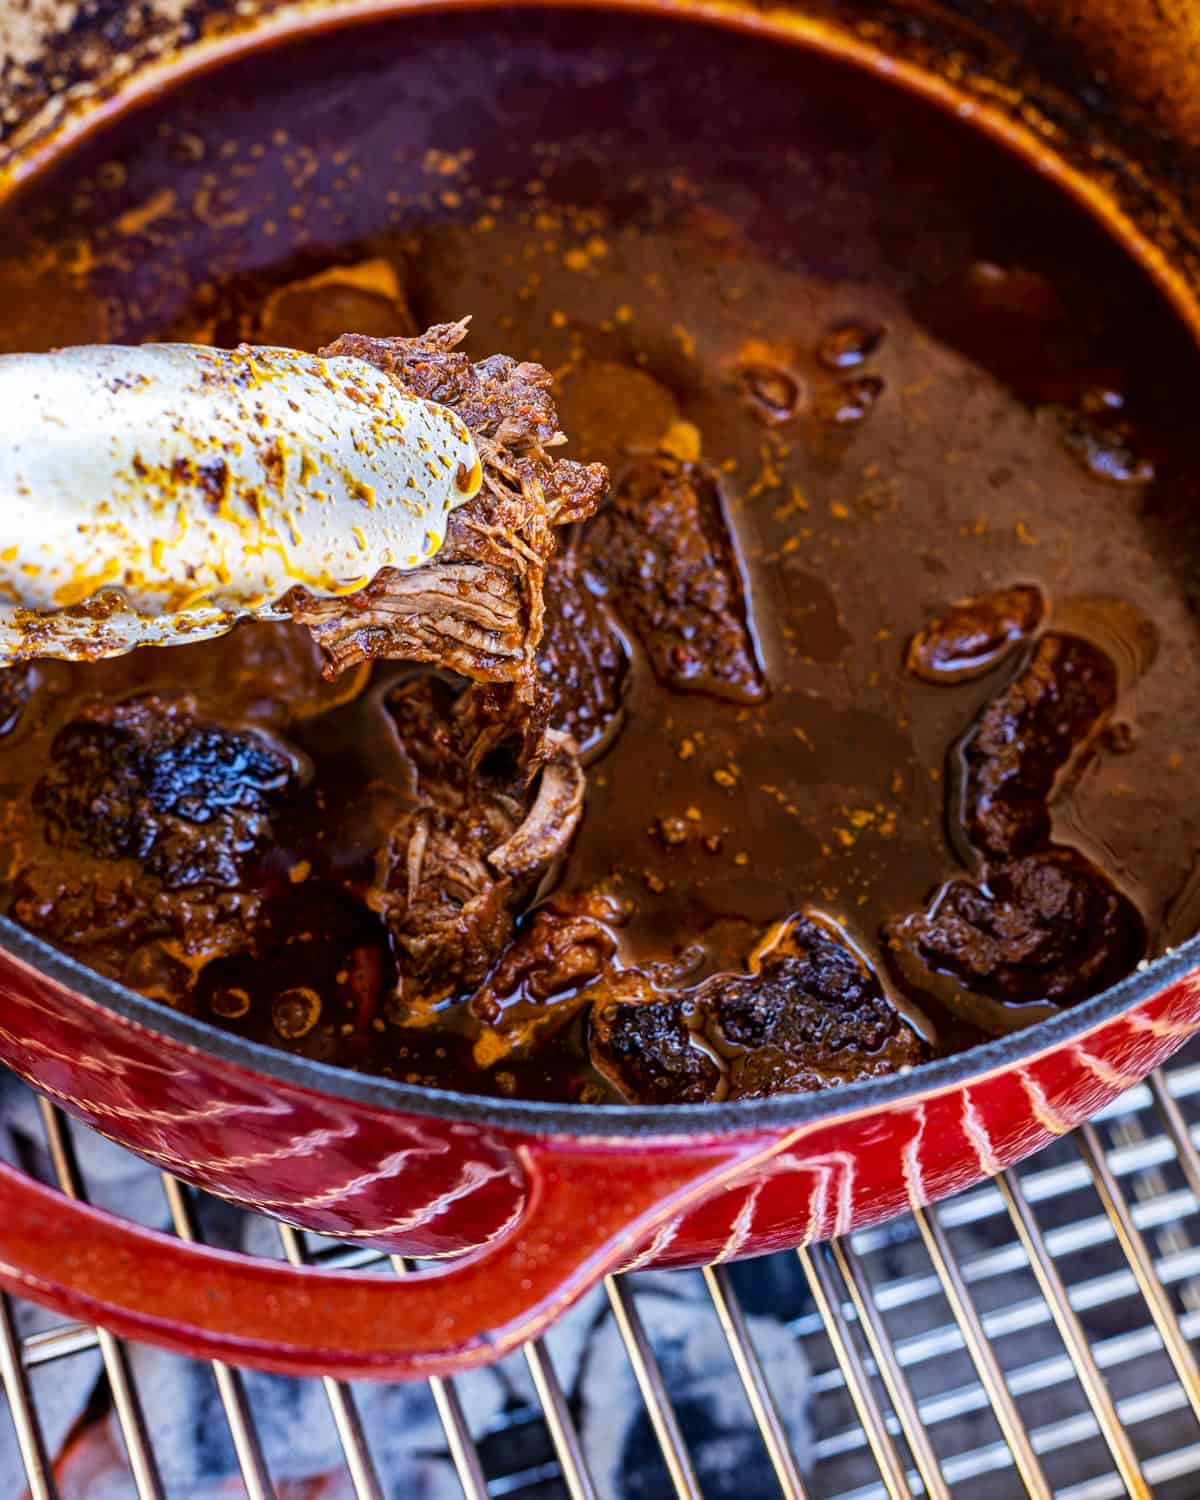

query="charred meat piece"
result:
[961,632,1118,857]
[590,975,721,1105]
[713,917,926,1099]
[589,915,926,1104]
[906,584,1044,684]
[377,676,584,1010]
[536,551,627,754]
[886,847,1145,1021]
[13,694,302,998]
[291,322,607,690]
[582,456,765,704]
[34,694,299,888]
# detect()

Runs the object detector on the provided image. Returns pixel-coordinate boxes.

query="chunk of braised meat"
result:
[376,676,584,1011]
[581,456,765,704]
[35,694,299,887]
[713,917,927,1099]
[290,322,607,691]
[589,916,926,1104]
[472,888,629,1021]
[468,888,629,1069]
[590,976,721,1105]
[327,322,560,444]
[0,663,34,735]
[13,694,301,998]
[961,632,1117,857]
[906,585,1044,684]
[886,848,1145,1022]
[11,865,262,999]
[537,551,627,754]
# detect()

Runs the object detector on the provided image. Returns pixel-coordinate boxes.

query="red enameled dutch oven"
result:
[3,0,1200,1381]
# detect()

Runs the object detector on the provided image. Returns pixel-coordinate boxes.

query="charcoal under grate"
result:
[5,1044,1200,1499]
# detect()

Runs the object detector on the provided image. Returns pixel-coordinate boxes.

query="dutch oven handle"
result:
[0,1135,781,1379]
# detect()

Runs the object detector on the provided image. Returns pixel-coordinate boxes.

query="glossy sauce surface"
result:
[1,11,1199,1101]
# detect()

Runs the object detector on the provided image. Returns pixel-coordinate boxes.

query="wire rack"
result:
[6,1041,1200,1500]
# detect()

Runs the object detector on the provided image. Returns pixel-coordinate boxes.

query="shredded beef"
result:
[588,915,926,1104]
[906,585,1044,684]
[289,325,603,1002]
[286,326,610,1018]
[288,322,607,692]
[581,456,765,704]
[961,632,1117,858]
[376,675,584,1011]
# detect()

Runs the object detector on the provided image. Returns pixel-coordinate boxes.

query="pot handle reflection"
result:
[0,1135,781,1379]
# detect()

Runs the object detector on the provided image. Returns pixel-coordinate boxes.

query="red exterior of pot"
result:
[0,934,1196,1377]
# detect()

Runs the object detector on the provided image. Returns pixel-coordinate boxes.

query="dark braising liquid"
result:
[1,11,1199,1102]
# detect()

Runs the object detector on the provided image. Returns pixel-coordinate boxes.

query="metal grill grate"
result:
[6,1042,1200,1499]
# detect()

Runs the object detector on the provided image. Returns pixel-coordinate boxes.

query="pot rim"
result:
[4,910,1196,1137]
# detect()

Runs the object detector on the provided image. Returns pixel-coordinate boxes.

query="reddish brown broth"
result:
[1,11,1199,1102]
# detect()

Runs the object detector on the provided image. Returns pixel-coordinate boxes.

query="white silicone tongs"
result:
[0,341,483,663]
